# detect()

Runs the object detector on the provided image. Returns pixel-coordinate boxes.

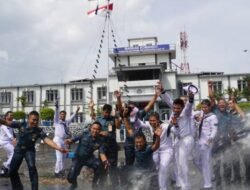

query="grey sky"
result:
[0,0,249,86]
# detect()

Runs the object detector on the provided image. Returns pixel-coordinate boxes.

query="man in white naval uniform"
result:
[193,99,218,190]
[53,100,80,177]
[0,111,16,176]
[161,90,194,190]
[158,82,198,189]
[149,112,175,190]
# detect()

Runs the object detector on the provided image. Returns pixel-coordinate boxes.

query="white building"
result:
[0,37,249,122]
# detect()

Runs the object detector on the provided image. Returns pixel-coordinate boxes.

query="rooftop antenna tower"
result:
[180,31,190,74]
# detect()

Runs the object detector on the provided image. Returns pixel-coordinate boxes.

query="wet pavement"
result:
[0,143,90,190]
[0,142,250,190]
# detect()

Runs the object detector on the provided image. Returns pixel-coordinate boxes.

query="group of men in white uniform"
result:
[140,82,218,190]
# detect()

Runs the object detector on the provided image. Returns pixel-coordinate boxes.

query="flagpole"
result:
[106,0,110,104]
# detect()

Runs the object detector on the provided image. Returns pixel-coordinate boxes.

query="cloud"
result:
[0,50,9,63]
[0,0,250,86]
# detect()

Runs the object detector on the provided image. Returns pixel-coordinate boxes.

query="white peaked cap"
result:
[183,84,199,94]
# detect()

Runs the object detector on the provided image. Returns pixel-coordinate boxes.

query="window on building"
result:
[97,87,107,100]
[237,80,248,91]
[72,112,84,123]
[46,89,58,102]
[126,69,160,81]
[23,91,34,104]
[146,43,152,46]
[179,82,192,96]
[160,109,170,121]
[212,81,223,93]
[71,88,83,101]
[0,91,11,105]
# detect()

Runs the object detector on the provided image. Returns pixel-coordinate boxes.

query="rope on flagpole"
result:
[109,17,130,99]
[86,13,108,100]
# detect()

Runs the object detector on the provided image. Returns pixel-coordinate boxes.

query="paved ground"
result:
[0,143,249,190]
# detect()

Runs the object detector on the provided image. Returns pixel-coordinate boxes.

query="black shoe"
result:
[69,183,77,190]
[215,180,221,187]
[170,179,176,186]
[174,186,181,190]
[60,170,66,178]
[55,172,62,178]
[0,167,9,177]
[55,171,65,178]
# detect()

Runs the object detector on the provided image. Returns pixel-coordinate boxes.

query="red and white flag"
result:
[87,3,113,17]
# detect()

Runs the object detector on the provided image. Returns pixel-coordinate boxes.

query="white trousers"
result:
[193,143,213,188]
[0,142,14,169]
[53,137,66,173]
[153,148,174,190]
[175,136,194,190]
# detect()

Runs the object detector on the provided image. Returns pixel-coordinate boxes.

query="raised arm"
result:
[144,92,158,113]
[122,108,134,136]
[234,102,246,120]
[114,90,123,113]
[182,93,194,117]
[54,98,60,123]
[67,106,80,124]
[88,100,96,121]
[156,81,173,107]
[114,117,121,129]
[208,81,216,107]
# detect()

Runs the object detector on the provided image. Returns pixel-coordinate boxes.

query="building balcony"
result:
[113,64,164,72]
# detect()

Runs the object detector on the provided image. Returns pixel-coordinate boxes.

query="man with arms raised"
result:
[53,98,80,178]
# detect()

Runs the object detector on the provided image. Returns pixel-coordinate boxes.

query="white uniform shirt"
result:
[54,108,76,139]
[171,102,193,139]
[144,121,174,150]
[160,92,193,139]
[0,124,14,144]
[158,123,174,150]
[196,111,218,145]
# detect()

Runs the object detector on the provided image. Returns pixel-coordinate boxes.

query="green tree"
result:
[13,111,26,120]
[224,87,240,101]
[242,75,250,101]
[40,108,54,121]
[17,96,27,111]
[96,106,102,117]
[238,102,250,112]
[195,103,202,111]
[213,91,224,101]
[42,100,49,108]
